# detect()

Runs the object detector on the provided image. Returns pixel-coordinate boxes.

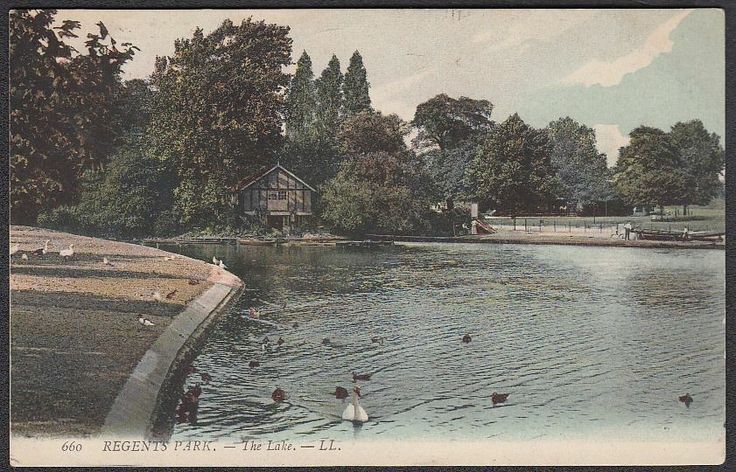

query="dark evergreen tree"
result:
[343,50,372,117]
[315,54,343,139]
[284,51,317,139]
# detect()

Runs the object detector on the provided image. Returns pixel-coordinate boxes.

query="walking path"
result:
[10,226,242,437]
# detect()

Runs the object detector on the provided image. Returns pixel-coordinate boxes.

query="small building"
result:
[233,164,316,231]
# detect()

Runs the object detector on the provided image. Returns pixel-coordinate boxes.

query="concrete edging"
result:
[102,278,243,438]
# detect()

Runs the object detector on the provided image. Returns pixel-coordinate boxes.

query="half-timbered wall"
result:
[238,168,312,215]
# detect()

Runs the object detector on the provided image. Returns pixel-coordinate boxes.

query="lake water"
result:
[160,242,725,443]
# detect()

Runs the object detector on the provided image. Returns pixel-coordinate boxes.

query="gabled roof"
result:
[233,164,317,193]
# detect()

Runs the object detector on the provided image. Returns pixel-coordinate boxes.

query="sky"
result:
[57,8,725,165]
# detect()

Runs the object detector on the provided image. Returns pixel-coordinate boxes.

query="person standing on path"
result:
[624,221,633,240]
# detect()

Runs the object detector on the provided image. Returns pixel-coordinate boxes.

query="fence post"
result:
[524,218,527,232]
[554,221,556,232]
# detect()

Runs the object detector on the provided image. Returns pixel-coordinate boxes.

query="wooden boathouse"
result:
[233,164,316,231]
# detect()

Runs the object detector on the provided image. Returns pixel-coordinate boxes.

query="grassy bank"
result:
[9,226,228,437]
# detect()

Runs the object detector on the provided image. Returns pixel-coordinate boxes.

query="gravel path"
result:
[9,226,238,437]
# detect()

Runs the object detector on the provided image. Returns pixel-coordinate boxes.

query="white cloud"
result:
[563,10,692,87]
[593,124,630,166]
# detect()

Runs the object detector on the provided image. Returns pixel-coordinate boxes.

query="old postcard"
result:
[9,7,726,466]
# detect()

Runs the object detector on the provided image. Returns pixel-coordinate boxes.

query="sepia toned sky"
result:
[57,8,725,164]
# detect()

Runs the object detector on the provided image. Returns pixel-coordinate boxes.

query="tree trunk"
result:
[682,204,688,216]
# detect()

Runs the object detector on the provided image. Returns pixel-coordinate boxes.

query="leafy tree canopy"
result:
[338,111,407,157]
[669,120,724,207]
[321,151,433,236]
[612,126,689,209]
[412,94,493,152]
[468,113,557,214]
[546,117,614,208]
[10,9,137,224]
[147,18,292,227]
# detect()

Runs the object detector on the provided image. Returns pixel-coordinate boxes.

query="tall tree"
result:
[547,117,613,211]
[9,9,137,224]
[612,126,689,212]
[669,120,724,213]
[148,18,291,227]
[412,94,494,152]
[342,50,372,116]
[468,114,557,214]
[315,54,343,139]
[284,51,317,139]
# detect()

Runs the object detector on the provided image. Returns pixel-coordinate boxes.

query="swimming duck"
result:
[491,392,509,406]
[352,372,372,382]
[334,386,349,400]
[322,337,331,346]
[342,386,368,423]
[248,360,260,368]
[272,387,286,402]
[679,393,693,408]
[277,337,285,346]
[371,336,385,345]
[462,334,472,343]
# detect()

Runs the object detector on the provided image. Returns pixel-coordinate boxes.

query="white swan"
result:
[212,256,220,265]
[42,240,51,255]
[342,386,368,423]
[138,315,155,326]
[218,259,227,269]
[59,244,74,259]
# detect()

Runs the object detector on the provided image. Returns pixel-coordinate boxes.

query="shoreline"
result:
[9,226,244,438]
[141,232,725,250]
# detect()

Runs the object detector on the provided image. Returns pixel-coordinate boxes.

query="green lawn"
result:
[486,203,725,233]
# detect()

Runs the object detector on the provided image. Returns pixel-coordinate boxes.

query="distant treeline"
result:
[10,10,725,237]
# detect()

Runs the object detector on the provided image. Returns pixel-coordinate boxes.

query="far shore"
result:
[139,227,725,250]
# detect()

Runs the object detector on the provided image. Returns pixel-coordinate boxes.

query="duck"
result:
[248,360,260,368]
[189,383,203,399]
[166,289,178,300]
[334,386,349,400]
[462,334,472,343]
[352,371,372,382]
[491,392,509,407]
[212,256,220,265]
[138,315,155,326]
[59,244,74,259]
[188,279,200,285]
[272,387,286,403]
[102,257,115,267]
[342,386,368,423]
[322,337,332,346]
[371,336,385,345]
[10,243,19,256]
[277,337,285,346]
[679,393,693,408]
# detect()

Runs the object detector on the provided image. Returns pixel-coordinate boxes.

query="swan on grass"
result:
[342,386,368,423]
[138,315,155,326]
[59,244,74,259]
[218,259,227,269]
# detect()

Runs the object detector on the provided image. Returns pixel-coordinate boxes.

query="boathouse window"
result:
[278,191,287,200]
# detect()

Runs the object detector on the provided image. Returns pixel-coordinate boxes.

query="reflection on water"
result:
[161,243,724,442]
